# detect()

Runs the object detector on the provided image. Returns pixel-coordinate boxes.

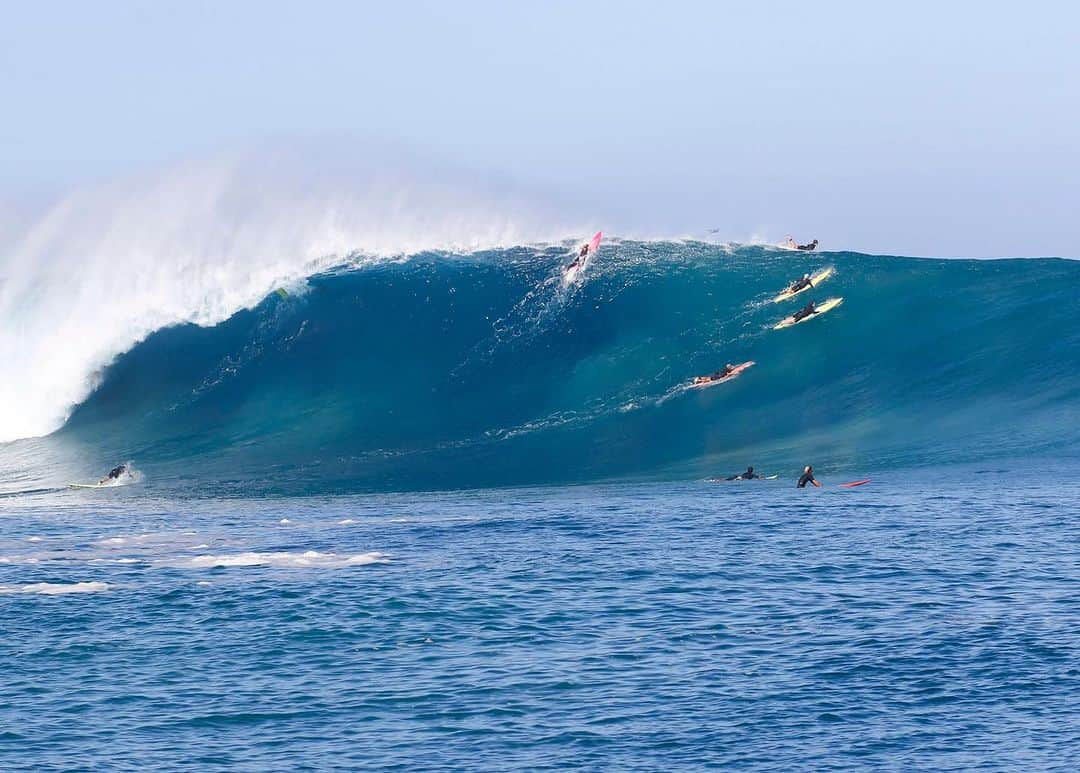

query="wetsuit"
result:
[797,470,817,488]
[567,245,589,272]
[728,468,761,480]
[107,465,126,480]
[701,367,734,383]
[792,303,816,323]
[790,277,812,293]
[796,241,818,251]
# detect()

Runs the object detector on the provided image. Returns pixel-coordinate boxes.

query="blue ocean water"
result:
[2,472,1078,769]
[2,242,1079,768]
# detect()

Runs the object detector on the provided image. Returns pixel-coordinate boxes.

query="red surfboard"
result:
[839,479,871,488]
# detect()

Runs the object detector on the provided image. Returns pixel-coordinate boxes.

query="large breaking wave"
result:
[0,147,587,444]
[4,238,1077,495]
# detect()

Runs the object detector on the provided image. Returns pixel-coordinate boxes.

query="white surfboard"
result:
[773,297,843,330]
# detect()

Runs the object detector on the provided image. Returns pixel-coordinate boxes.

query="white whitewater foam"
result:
[0,581,109,595]
[0,144,583,442]
[89,558,140,564]
[172,550,388,569]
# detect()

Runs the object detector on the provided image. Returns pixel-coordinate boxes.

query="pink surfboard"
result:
[689,361,755,389]
[839,479,871,488]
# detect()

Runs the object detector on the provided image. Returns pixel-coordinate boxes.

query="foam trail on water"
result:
[0,581,110,595]
[167,550,389,569]
[0,145,584,442]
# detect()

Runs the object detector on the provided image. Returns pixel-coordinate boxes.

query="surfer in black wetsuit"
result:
[567,242,589,272]
[693,363,736,385]
[727,466,761,481]
[99,464,127,484]
[796,239,819,251]
[792,300,817,323]
[797,465,821,488]
[788,273,812,293]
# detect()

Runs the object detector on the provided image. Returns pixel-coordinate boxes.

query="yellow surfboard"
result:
[772,266,834,303]
[773,297,843,330]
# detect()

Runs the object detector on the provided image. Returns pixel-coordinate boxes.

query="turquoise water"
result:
[2,472,1078,769]
[3,243,1077,495]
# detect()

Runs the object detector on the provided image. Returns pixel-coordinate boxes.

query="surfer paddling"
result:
[726,466,762,481]
[563,232,602,285]
[693,364,737,385]
[690,361,755,388]
[792,300,818,323]
[787,273,813,294]
[796,239,819,251]
[797,465,821,488]
[567,242,589,272]
[99,464,128,484]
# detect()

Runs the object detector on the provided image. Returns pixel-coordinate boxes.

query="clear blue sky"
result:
[2,0,1077,256]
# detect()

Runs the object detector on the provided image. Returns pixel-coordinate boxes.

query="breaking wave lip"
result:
[165,550,389,569]
[0,144,589,444]
[0,581,110,595]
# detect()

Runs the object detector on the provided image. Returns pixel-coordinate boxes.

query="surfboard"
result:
[773,297,843,330]
[688,361,755,389]
[562,231,602,286]
[773,267,834,303]
[839,479,871,488]
[68,478,131,489]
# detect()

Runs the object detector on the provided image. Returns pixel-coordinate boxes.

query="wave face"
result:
[10,242,1080,494]
[0,148,582,443]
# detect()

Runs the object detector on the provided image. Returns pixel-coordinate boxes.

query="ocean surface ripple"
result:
[2,473,1078,769]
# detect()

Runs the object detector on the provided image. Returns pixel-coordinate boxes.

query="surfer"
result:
[787,273,813,293]
[797,239,819,251]
[726,466,761,481]
[99,464,128,484]
[566,242,590,272]
[693,363,736,385]
[797,465,821,488]
[792,300,817,323]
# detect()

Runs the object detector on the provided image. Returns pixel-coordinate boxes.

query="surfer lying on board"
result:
[797,239,819,251]
[797,465,821,488]
[788,273,813,293]
[99,464,128,484]
[693,364,736,385]
[726,466,762,481]
[566,242,590,272]
[792,300,817,323]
